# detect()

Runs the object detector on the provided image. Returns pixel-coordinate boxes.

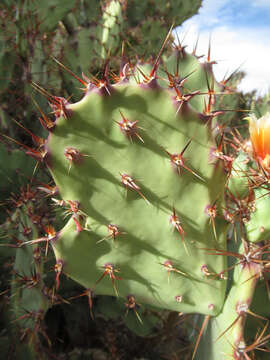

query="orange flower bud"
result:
[248,113,270,169]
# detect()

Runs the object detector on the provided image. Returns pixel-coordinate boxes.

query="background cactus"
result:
[0,186,54,359]
[0,143,37,220]
[252,92,270,118]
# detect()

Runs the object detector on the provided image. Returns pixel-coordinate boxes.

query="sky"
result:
[174,0,270,95]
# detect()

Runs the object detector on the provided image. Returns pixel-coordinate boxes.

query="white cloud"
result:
[173,0,270,95]
[174,24,270,95]
[194,0,228,27]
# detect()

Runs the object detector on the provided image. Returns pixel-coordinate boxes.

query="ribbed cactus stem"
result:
[10,204,50,358]
[231,258,262,358]
[195,242,264,360]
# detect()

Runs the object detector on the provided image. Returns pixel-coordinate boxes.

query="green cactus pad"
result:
[44,50,229,316]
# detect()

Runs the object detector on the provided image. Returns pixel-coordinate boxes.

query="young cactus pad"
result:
[36,49,229,316]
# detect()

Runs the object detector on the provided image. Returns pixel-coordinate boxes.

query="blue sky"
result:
[175,0,270,95]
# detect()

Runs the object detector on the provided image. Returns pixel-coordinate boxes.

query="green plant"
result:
[2,3,270,360]
[8,33,270,358]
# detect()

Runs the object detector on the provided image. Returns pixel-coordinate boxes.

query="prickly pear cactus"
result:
[5,5,270,354]
[15,37,270,357]
[25,43,232,319]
